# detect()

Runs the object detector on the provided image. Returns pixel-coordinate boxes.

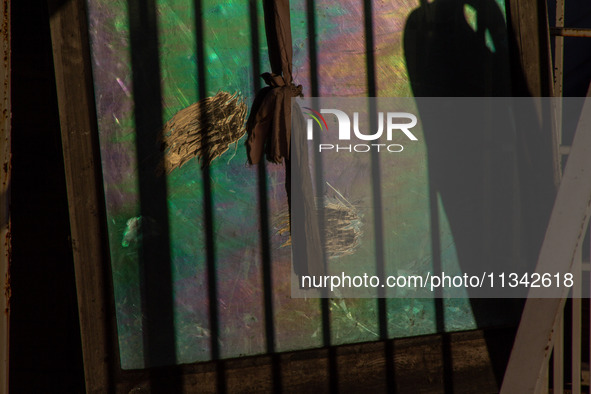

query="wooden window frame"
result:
[46,0,553,391]
[1,0,10,393]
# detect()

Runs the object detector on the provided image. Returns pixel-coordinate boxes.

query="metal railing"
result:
[500,95,591,393]
[500,63,591,394]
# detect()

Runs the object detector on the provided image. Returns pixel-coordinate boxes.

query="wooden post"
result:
[47,0,115,391]
[0,0,10,393]
[508,0,560,184]
[508,0,554,97]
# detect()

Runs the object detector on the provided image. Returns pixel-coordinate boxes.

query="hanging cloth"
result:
[246,0,301,164]
[246,0,324,278]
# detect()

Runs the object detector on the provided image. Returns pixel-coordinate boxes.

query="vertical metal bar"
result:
[306,0,319,98]
[306,1,336,392]
[553,315,564,394]
[361,0,395,392]
[553,0,565,181]
[572,244,582,394]
[258,158,281,389]
[248,1,282,391]
[553,0,565,99]
[0,0,10,391]
[127,0,178,376]
[428,189,454,393]
[362,0,376,99]
[249,0,262,95]
[194,0,224,391]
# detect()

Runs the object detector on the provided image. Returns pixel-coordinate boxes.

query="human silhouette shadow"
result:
[403,0,554,387]
[404,0,510,97]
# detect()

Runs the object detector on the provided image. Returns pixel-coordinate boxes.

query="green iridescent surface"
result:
[86,0,510,369]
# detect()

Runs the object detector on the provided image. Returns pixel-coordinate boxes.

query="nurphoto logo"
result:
[304,107,419,153]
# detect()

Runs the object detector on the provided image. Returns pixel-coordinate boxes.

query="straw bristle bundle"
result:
[160,91,247,172]
[275,186,362,258]
[321,196,362,258]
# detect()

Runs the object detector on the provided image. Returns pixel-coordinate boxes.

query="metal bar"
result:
[552,0,565,178]
[428,189,454,394]
[553,0,565,97]
[128,0,178,371]
[248,1,281,392]
[361,0,395,392]
[306,0,319,97]
[551,27,591,37]
[572,245,582,394]
[305,1,335,392]
[193,1,225,392]
[553,316,564,394]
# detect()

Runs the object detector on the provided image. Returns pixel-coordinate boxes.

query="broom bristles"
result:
[159,91,247,173]
[275,187,363,259]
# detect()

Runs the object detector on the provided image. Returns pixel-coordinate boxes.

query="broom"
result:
[276,182,363,259]
[159,90,247,172]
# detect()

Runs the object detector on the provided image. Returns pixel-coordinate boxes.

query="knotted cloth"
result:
[245,0,324,278]
[246,72,302,164]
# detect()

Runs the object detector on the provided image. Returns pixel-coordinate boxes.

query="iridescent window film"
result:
[87,0,510,369]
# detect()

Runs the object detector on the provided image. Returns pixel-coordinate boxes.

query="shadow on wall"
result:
[404,0,557,386]
[404,0,511,97]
